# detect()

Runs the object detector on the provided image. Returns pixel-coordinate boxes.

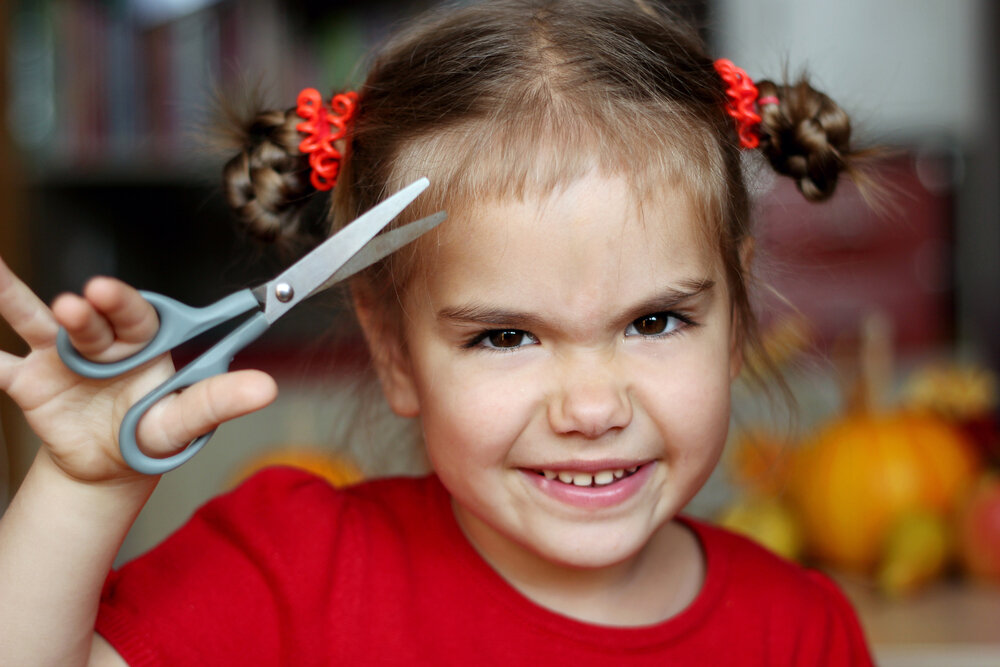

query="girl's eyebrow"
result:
[436,279,716,328]
[437,304,548,329]
[623,279,716,321]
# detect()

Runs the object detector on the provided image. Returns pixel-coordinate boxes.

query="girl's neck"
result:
[451,501,706,627]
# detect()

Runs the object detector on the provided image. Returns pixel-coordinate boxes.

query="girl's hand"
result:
[0,256,277,484]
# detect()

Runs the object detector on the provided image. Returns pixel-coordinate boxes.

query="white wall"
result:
[713,0,987,145]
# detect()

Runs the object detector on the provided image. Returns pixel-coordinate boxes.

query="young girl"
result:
[0,0,875,664]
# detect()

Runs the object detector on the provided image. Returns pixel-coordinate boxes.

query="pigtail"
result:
[715,59,866,203]
[754,77,856,202]
[219,87,358,244]
[221,106,314,243]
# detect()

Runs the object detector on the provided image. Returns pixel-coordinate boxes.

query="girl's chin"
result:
[538,548,644,571]
[456,501,657,572]
[517,521,660,570]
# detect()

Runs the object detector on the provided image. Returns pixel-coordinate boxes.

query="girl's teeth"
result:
[539,466,641,487]
[594,470,614,485]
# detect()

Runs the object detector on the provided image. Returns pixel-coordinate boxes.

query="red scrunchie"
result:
[295,88,359,191]
[713,59,762,149]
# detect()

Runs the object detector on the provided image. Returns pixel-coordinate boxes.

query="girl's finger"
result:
[52,278,160,360]
[82,277,159,345]
[0,255,58,349]
[51,292,116,358]
[135,370,278,457]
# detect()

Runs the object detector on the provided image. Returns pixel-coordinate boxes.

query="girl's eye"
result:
[470,329,538,350]
[625,312,688,337]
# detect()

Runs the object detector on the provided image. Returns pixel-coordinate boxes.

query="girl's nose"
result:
[547,362,633,439]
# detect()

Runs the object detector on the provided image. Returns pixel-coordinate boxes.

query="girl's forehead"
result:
[438,170,719,256]
[424,170,723,279]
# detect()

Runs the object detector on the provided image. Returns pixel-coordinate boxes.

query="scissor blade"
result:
[261,178,429,323]
[311,211,446,297]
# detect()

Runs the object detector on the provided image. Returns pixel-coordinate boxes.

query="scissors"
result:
[57,178,443,475]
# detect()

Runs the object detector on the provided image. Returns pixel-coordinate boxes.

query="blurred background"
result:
[0,1,997,664]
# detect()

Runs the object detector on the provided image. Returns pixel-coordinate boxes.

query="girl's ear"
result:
[353,290,421,418]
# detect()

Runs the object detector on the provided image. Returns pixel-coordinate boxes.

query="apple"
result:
[957,473,1000,582]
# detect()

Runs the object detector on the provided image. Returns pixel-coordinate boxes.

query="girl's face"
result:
[364,170,741,572]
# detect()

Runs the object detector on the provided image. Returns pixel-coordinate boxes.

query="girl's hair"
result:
[221,0,865,388]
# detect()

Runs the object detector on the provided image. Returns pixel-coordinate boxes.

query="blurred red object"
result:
[960,415,1000,466]
[754,153,953,354]
[958,473,1000,582]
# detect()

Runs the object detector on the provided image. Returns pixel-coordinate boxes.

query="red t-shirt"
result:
[97,467,874,665]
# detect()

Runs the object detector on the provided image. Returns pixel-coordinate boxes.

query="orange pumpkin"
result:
[790,410,979,572]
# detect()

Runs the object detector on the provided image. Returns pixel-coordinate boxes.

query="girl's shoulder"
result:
[679,515,872,660]
[97,469,453,663]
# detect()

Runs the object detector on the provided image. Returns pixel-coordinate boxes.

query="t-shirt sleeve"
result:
[801,570,876,667]
[95,467,348,666]
[690,518,876,666]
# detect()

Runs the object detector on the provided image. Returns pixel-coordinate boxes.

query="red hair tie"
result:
[295,88,359,191]
[713,59,762,149]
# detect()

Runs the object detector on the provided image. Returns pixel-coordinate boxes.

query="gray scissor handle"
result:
[118,312,271,475]
[57,290,260,379]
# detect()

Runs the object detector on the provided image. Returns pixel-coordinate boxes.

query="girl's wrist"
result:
[32,446,160,515]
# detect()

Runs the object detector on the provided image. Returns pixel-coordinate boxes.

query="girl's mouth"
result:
[533,466,641,488]
[521,462,655,509]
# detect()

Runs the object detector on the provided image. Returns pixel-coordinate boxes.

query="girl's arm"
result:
[0,449,151,666]
[0,257,276,665]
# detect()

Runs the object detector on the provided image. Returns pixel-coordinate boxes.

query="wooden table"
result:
[836,576,1000,666]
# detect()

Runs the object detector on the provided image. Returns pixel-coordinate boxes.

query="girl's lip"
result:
[520,461,656,509]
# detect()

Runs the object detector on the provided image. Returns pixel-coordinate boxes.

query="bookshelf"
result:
[8,0,429,178]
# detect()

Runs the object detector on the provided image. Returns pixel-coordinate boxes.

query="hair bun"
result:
[755,78,853,202]
[222,108,314,243]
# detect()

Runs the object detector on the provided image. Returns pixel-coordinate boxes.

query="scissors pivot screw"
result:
[274,282,295,303]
